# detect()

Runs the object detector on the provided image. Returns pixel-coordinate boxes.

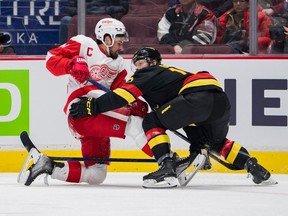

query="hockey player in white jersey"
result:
[22,18,154,186]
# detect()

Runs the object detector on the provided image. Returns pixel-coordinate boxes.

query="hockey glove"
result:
[69,97,97,119]
[130,99,148,118]
[69,56,90,83]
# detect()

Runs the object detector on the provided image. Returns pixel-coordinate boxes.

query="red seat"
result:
[181,44,234,54]
[124,44,174,54]
[121,16,173,54]
[121,16,161,44]
[127,0,168,17]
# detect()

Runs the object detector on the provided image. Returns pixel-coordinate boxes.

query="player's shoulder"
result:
[136,65,165,75]
[70,34,96,46]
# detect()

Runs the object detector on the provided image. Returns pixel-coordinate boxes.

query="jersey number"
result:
[169,67,187,75]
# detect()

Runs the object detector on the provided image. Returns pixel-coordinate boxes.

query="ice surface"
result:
[0,173,287,216]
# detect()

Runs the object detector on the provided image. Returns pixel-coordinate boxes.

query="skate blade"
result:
[178,154,206,187]
[247,174,278,186]
[17,148,41,184]
[258,177,278,186]
[143,177,178,189]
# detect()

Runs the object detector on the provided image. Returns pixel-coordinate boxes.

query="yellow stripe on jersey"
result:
[226,142,242,164]
[188,123,197,126]
[113,88,136,103]
[161,105,171,114]
[148,134,170,149]
[179,79,222,94]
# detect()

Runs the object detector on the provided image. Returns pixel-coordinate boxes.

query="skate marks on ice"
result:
[0,173,287,216]
[5,172,286,190]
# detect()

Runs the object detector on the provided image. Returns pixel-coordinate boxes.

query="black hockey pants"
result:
[143,90,231,153]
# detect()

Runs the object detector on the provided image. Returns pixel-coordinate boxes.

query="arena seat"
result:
[124,44,174,54]
[121,16,161,44]
[121,16,174,54]
[127,0,168,17]
[181,44,234,54]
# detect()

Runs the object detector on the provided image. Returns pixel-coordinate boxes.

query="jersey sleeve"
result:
[112,66,163,103]
[95,91,129,113]
[110,69,128,90]
[93,66,163,113]
[45,35,90,76]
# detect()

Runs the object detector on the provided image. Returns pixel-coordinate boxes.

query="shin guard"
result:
[145,128,171,162]
[219,140,250,169]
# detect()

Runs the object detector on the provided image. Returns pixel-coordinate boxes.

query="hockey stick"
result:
[87,78,110,92]
[172,130,240,170]
[49,156,155,163]
[20,131,156,163]
[86,79,240,170]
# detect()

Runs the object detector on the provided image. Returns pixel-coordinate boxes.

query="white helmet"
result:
[95,18,128,47]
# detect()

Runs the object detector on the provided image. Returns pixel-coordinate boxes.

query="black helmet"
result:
[132,47,162,65]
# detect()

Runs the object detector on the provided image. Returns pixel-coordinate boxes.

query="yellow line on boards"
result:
[0,150,287,174]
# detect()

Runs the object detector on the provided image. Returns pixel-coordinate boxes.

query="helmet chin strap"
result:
[103,37,115,57]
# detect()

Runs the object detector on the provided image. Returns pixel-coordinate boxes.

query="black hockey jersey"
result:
[94,64,223,113]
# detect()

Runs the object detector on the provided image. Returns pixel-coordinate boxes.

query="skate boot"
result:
[25,154,55,186]
[244,157,276,185]
[143,153,177,188]
[177,151,208,187]
[175,152,198,177]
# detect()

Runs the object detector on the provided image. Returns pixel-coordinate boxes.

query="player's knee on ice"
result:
[82,164,107,185]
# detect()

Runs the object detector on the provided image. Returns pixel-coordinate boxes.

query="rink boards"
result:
[0,55,288,173]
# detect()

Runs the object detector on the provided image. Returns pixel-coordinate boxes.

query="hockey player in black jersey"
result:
[70,47,276,188]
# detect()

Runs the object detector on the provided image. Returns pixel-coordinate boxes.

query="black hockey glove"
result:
[69,97,97,119]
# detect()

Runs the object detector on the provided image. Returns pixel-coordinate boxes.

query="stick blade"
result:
[20,131,38,152]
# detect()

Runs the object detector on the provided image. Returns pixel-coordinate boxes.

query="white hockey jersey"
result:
[46,35,128,114]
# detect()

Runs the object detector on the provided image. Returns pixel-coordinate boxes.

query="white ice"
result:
[0,172,287,216]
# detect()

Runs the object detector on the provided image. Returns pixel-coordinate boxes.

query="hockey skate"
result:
[177,152,207,187]
[175,152,197,177]
[18,148,55,186]
[245,157,278,185]
[201,149,212,170]
[143,153,178,188]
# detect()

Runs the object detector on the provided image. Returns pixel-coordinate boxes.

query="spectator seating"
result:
[127,0,168,17]
[65,2,238,55]
[121,15,174,54]
[124,44,174,54]
[181,44,234,54]
[122,16,161,45]
[66,1,174,54]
